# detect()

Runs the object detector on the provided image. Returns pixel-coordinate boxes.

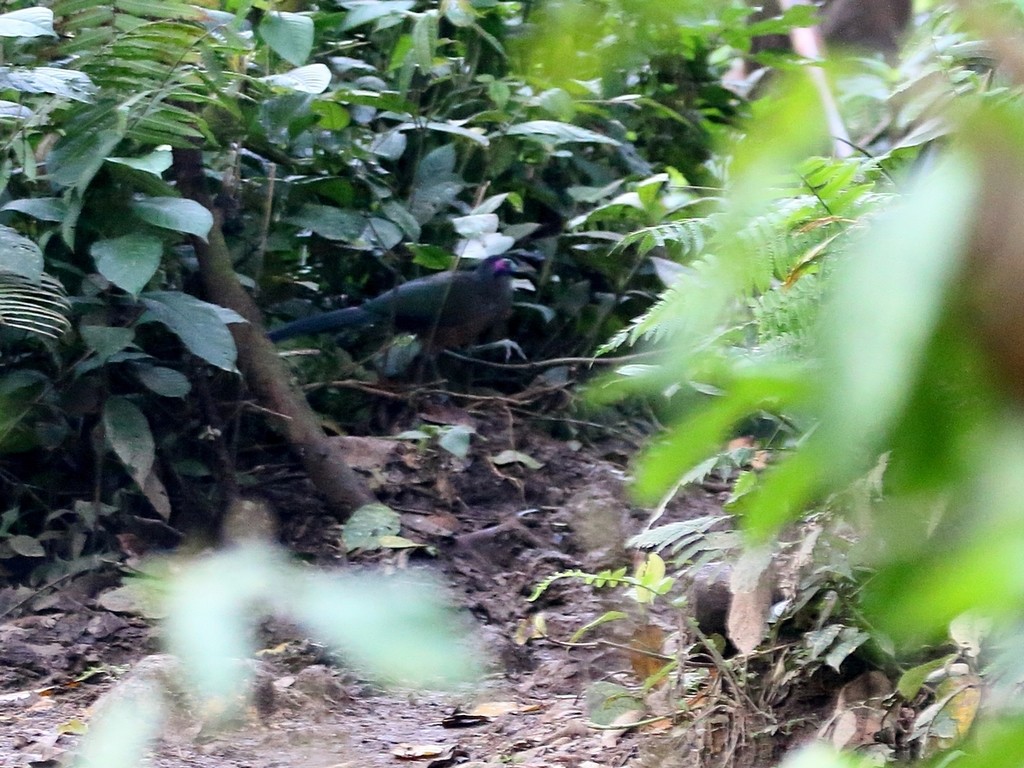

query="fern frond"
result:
[0,272,72,340]
[628,514,731,551]
[615,217,714,260]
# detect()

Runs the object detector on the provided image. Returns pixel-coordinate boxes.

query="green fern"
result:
[52,3,240,148]
[0,272,71,340]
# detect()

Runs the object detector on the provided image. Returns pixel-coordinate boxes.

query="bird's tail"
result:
[268,306,372,342]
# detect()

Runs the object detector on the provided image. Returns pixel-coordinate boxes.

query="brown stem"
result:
[171,147,374,518]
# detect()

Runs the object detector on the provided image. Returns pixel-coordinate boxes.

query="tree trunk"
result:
[172,147,375,518]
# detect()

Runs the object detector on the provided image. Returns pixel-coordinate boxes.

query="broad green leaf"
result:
[140,291,238,372]
[0,373,46,452]
[103,396,155,484]
[0,225,43,280]
[311,100,350,130]
[132,365,191,398]
[370,130,407,160]
[80,325,135,361]
[0,66,94,101]
[443,0,476,27]
[131,197,213,240]
[505,120,621,146]
[164,547,277,703]
[397,120,489,146]
[259,12,313,66]
[340,1,415,31]
[106,149,173,176]
[288,204,364,241]
[8,534,44,557]
[342,503,401,552]
[0,8,56,38]
[408,244,452,269]
[585,681,644,726]
[381,200,420,240]
[452,213,499,238]
[91,234,163,296]
[410,11,437,71]
[817,156,977,469]
[438,424,474,458]
[2,197,66,222]
[490,449,543,469]
[897,655,955,700]
[363,218,403,249]
[415,144,456,182]
[292,569,481,685]
[261,63,331,94]
[0,100,31,119]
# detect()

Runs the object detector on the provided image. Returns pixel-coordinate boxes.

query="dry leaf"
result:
[628,624,666,682]
[392,743,452,759]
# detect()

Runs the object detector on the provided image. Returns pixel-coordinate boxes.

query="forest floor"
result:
[0,401,813,768]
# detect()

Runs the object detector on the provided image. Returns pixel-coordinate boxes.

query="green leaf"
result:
[818,156,977,470]
[140,291,238,372]
[342,503,401,552]
[292,569,482,685]
[0,8,56,38]
[443,0,476,27]
[288,204,364,241]
[259,12,313,66]
[397,119,489,146]
[311,100,350,130]
[370,130,407,160]
[48,126,124,191]
[2,197,66,222]
[132,365,191,398]
[106,148,173,176]
[0,66,94,101]
[81,325,135,362]
[410,11,437,71]
[585,681,644,726]
[261,63,331,94]
[340,1,415,31]
[505,120,620,146]
[408,244,452,269]
[8,534,45,557]
[897,655,955,700]
[0,225,43,280]
[131,197,213,240]
[91,233,163,296]
[438,424,474,458]
[103,396,155,485]
[490,449,543,469]
[0,100,32,119]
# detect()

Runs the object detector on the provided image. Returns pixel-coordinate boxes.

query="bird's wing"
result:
[362,272,477,329]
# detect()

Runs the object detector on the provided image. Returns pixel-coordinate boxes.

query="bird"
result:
[267,255,515,352]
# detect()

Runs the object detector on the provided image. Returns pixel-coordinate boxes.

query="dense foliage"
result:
[0,0,772,573]
[7,0,1024,765]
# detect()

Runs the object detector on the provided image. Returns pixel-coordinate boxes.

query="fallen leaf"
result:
[490,450,544,469]
[377,535,423,549]
[57,718,88,735]
[628,624,666,682]
[392,742,452,759]
[466,700,536,717]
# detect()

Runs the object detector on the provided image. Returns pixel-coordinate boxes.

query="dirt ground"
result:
[0,404,792,768]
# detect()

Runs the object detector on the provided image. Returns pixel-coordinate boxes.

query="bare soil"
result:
[0,404,783,768]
